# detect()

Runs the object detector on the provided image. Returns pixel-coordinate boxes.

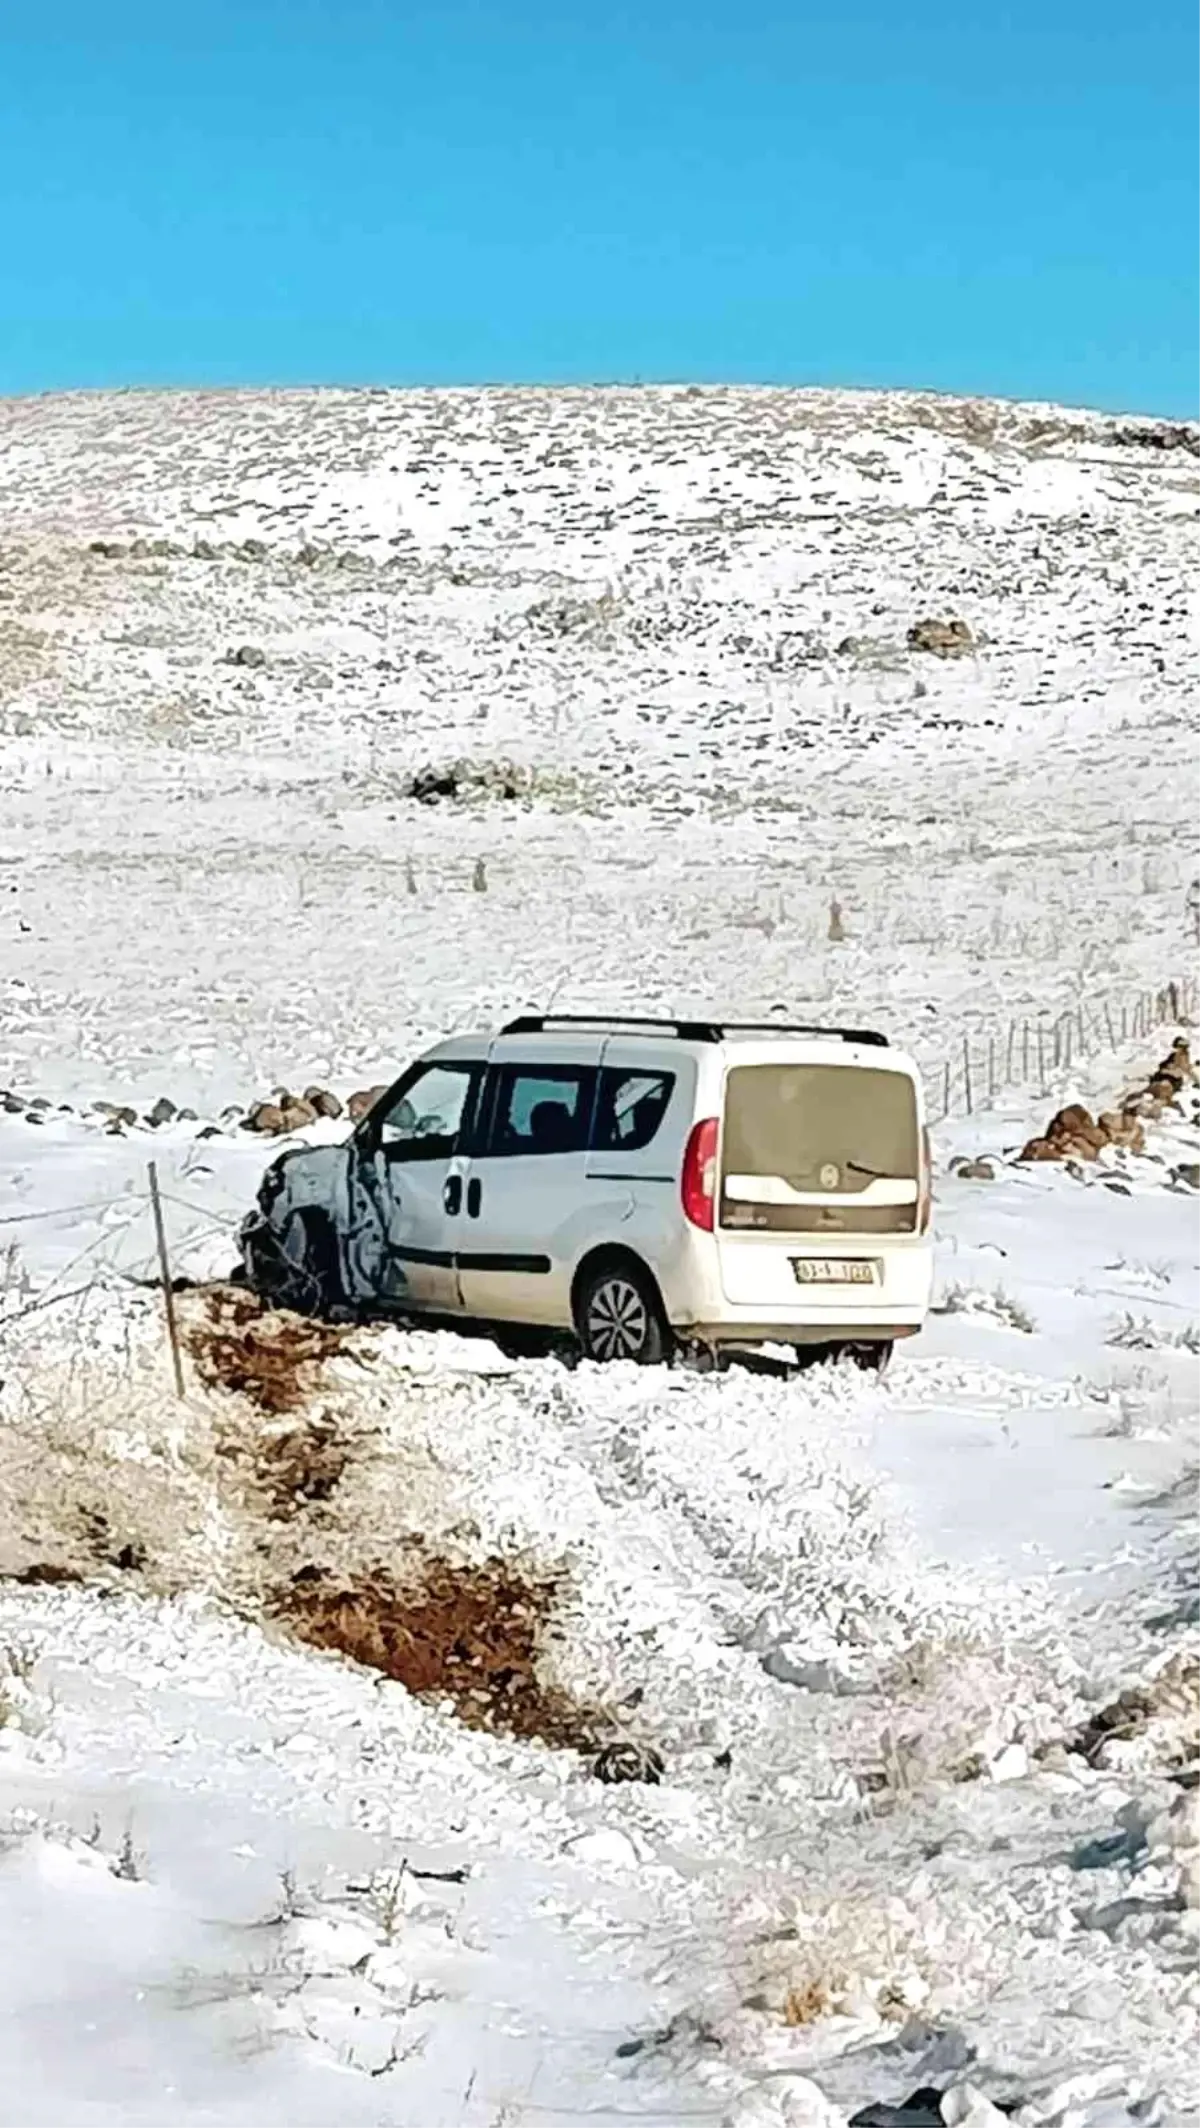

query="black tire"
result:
[792,1342,839,1372]
[574,1258,670,1365]
[250,1208,343,1316]
[843,1339,894,1375]
[295,1208,345,1317]
[491,1323,555,1362]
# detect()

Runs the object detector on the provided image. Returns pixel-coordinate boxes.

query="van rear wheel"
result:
[575,1260,670,1366]
[844,1339,894,1375]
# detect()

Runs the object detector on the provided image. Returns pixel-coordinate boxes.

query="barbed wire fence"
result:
[0,974,1195,1381]
[921,973,1196,1128]
[0,1166,243,1391]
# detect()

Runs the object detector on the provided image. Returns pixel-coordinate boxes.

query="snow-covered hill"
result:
[0,387,1197,2128]
[0,385,1195,1104]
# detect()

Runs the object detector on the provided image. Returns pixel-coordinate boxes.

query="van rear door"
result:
[715,1049,923,1308]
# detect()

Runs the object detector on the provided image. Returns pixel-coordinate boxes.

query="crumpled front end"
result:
[237,1144,352,1305]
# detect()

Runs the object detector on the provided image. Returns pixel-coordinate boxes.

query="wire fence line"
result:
[1,978,1196,1342]
[0,1172,229,1328]
[923,974,1196,1128]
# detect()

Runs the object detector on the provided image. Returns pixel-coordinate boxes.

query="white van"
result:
[239,1014,933,1366]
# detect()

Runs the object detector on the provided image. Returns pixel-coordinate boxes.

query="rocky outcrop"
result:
[1019,1038,1192,1163]
[907,617,974,657]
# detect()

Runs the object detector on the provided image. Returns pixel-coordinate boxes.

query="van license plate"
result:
[792,1258,878,1285]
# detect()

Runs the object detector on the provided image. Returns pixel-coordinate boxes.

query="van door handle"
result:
[466,1178,482,1219]
[443,1175,463,1215]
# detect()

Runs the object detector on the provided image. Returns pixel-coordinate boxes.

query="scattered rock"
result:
[409,765,460,805]
[1157,1037,1195,1087]
[1,1091,26,1113]
[1147,1075,1182,1108]
[907,618,974,658]
[407,758,530,806]
[279,1097,318,1133]
[590,1740,664,1785]
[1172,1163,1200,1191]
[304,1086,344,1120]
[244,1101,287,1136]
[1020,1097,1145,1164]
[87,539,125,559]
[9,1562,85,1587]
[227,643,267,668]
[1111,420,1200,455]
[950,1157,995,1181]
[347,1084,387,1123]
[850,2091,946,2128]
[146,1096,177,1128]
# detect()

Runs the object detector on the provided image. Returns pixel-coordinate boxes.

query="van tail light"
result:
[681,1117,719,1231]
[917,1126,932,1233]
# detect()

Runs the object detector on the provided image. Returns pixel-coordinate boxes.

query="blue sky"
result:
[0,0,1195,412]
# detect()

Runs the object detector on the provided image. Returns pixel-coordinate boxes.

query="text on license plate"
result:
[792,1258,879,1285]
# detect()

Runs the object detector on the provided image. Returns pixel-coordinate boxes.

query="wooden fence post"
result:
[147,1162,185,1401]
[962,1034,973,1115]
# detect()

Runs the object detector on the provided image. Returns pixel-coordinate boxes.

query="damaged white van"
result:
[239,1014,933,1366]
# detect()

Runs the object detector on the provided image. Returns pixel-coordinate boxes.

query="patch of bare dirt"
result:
[214,1409,354,1521]
[276,1553,606,1753]
[183,1285,354,1414]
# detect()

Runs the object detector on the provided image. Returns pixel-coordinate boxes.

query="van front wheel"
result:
[575,1260,670,1366]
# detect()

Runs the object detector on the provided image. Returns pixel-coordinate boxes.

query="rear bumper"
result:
[681,1316,923,1347]
[654,1231,932,1341]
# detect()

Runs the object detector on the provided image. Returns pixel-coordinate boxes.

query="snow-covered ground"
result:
[0,385,1197,2127]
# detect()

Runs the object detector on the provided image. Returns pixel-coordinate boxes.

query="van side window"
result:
[486,1066,596,1156]
[592,1069,675,1152]
[373,1063,479,1160]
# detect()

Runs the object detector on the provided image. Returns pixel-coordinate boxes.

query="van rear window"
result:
[720,1064,919,1235]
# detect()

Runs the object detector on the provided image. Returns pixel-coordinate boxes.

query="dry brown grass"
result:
[781,1977,835,2026]
[1070,1650,1199,1769]
[240,1413,352,1518]
[184,1285,353,1414]
[275,1552,605,1752]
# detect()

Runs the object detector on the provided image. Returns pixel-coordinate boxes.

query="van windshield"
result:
[720,1064,920,1235]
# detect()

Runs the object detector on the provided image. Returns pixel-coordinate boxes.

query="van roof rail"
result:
[498,1013,889,1048]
